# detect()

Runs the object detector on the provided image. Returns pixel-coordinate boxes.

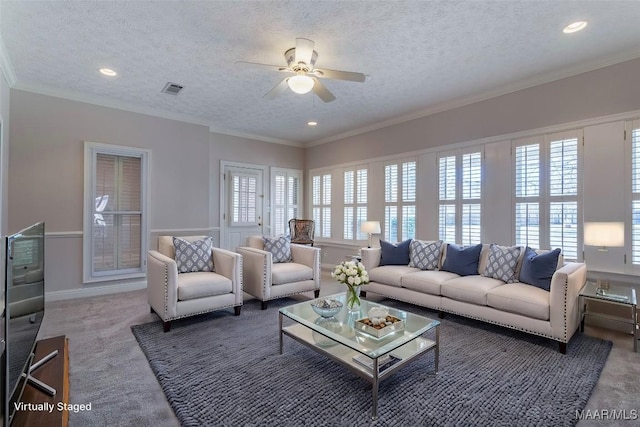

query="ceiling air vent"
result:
[162,82,184,95]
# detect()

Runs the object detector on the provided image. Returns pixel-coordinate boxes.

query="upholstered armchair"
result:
[147,235,243,332]
[236,236,321,309]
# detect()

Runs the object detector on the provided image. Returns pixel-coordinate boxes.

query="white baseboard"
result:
[46,280,147,302]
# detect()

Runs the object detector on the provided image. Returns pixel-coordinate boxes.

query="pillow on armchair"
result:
[264,235,291,263]
[173,236,214,273]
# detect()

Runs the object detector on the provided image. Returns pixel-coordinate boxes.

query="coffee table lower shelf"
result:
[279,322,438,420]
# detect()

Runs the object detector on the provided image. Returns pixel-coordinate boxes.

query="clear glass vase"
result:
[346,285,361,311]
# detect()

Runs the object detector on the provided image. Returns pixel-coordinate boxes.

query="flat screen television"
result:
[1,222,56,426]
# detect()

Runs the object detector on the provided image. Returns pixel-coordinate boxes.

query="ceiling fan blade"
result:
[313,68,366,82]
[264,78,290,100]
[311,77,336,103]
[235,61,292,73]
[295,38,315,65]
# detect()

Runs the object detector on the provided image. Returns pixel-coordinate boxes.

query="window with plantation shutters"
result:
[631,122,640,264]
[438,151,482,245]
[312,172,332,239]
[513,132,580,260]
[344,168,368,240]
[84,142,149,282]
[271,168,302,236]
[384,160,416,242]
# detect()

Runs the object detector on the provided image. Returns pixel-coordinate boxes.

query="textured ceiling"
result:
[2,1,640,146]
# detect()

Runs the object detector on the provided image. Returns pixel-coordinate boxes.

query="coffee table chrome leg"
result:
[633,304,637,353]
[279,312,283,354]
[371,358,379,420]
[435,325,440,374]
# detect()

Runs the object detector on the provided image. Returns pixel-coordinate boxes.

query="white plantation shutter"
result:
[631,124,640,263]
[231,172,258,225]
[513,133,580,260]
[312,173,332,239]
[343,168,368,240]
[384,161,416,241]
[515,143,541,247]
[271,169,301,236]
[85,143,148,282]
[438,151,482,244]
[548,137,578,258]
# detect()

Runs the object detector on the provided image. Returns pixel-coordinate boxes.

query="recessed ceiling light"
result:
[563,21,588,34]
[307,121,318,126]
[98,68,118,77]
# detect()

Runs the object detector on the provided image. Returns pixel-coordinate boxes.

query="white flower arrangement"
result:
[331,261,370,308]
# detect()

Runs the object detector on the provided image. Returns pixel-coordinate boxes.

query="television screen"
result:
[3,222,45,425]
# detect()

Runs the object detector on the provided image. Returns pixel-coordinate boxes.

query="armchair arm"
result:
[212,247,243,306]
[236,246,272,300]
[147,250,179,318]
[361,247,381,271]
[290,244,321,289]
[550,262,587,342]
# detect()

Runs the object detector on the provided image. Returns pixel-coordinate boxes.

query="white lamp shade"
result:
[287,75,314,94]
[584,222,624,247]
[360,221,381,234]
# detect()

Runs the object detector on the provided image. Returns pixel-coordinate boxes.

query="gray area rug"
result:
[131,298,612,427]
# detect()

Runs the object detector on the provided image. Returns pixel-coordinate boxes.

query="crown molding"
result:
[305,49,640,147]
[208,126,303,147]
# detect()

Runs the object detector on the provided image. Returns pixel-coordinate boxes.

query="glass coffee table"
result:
[279,293,440,420]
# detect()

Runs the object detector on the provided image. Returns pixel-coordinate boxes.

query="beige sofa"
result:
[360,243,587,353]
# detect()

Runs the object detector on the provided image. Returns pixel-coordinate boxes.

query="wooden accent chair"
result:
[288,218,315,246]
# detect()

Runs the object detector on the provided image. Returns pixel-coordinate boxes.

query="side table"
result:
[579,281,637,352]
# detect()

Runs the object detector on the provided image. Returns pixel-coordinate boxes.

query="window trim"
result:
[83,141,150,283]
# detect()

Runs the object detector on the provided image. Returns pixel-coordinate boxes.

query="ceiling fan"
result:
[237,38,366,103]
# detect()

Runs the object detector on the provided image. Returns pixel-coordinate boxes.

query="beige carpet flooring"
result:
[38,275,640,426]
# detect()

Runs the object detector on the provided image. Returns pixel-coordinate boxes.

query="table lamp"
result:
[584,222,624,293]
[361,221,381,248]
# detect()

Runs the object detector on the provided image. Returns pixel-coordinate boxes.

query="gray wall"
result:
[305,57,640,169]
[7,90,304,294]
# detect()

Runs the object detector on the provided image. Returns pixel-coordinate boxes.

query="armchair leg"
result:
[234,306,241,316]
[438,311,446,319]
[360,291,367,298]
[559,342,567,354]
[163,321,171,333]
[261,301,268,310]
[314,290,320,298]
[150,306,154,314]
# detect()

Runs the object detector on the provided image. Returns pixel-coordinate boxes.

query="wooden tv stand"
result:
[11,335,69,427]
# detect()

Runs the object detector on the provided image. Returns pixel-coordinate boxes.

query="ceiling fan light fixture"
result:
[287,75,314,94]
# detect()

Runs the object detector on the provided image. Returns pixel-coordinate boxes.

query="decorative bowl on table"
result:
[310,299,343,318]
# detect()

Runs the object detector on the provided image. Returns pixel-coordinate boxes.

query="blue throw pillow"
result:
[441,243,483,276]
[519,247,561,291]
[379,239,411,266]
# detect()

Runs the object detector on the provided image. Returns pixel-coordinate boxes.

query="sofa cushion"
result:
[264,235,291,263]
[177,272,232,301]
[408,240,443,270]
[487,283,550,321]
[482,244,522,283]
[369,265,419,287]
[379,239,411,266]
[271,262,313,285]
[519,247,561,291]
[402,270,460,295]
[173,236,214,273]
[440,275,505,306]
[441,243,482,276]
